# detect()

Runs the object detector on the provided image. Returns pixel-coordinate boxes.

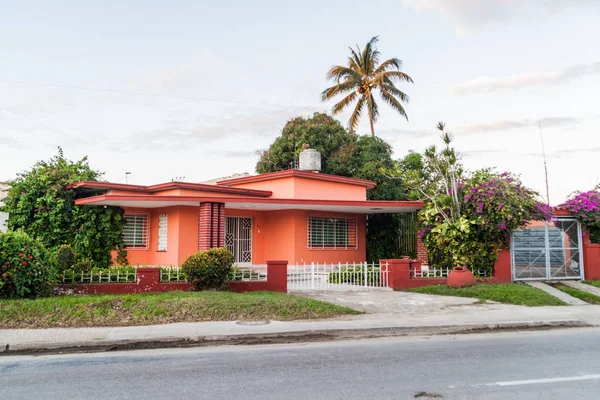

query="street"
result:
[1,328,600,399]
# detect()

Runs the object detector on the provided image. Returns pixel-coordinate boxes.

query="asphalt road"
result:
[2,328,600,400]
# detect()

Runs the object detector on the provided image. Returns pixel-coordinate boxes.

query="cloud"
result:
[402,0,596,34]
[459,117,580,134]
[104,107,316,152]
[453,62,600,94]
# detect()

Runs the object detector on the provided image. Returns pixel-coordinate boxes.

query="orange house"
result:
[72,168,424,267]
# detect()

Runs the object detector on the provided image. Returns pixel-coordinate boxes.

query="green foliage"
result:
[0,230,55,298]
[256,115,411,261]
[387,123,549,275]
[256,113,353,174]
[181,248,235,291]
[56,244,76,272]
[116,249,129,266]
[0,148,125,268]
[321,35,413,135]
[72,258,94,273]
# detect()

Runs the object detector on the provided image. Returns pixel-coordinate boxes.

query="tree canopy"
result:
[0,148,125,268]
[321,36,413,136]
[256,113,413,261]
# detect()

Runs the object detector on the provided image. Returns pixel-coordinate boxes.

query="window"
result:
[157,214,168,251]
[308,216,357,250]
[123,213,149,249]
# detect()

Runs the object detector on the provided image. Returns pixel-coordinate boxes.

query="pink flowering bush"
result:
[560,188,600,243]
[420,170,550,275]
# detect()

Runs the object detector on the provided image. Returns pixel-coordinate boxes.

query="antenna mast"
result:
[538,120,550,205]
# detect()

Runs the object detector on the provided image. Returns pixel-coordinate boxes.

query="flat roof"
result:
[217,170,377,189]
[75,195,424,214]
[68,181,272,197]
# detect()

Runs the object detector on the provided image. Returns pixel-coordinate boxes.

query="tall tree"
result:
[321,36,413,136]
[257,114,414,261]
[1,148,126,268]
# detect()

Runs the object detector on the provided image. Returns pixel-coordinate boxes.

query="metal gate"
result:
[225,217,252,265]
[287,262,390,292]
[511,218,584,281]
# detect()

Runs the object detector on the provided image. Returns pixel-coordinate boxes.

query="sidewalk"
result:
[2,304,600,355]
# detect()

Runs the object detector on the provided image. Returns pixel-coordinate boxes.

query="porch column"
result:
[198,202,226,250]
[416,233,428,264]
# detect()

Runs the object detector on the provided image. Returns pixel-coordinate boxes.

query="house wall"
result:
[226,176,367,201]
[224,209,367,265]
[117,206,200,266]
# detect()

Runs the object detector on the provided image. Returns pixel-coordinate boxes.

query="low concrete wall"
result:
[55,261,288,295]
[381,249,512,290]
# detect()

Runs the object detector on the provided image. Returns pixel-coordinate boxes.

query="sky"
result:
[1,0,599,205]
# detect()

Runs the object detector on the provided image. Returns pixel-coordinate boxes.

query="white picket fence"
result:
[287,262,390,292]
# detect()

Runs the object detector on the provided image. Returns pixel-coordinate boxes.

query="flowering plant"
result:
[0,230,55,298]
[560,187,600,243]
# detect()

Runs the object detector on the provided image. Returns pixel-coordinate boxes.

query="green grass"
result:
[0,291,361,329]
[407,283,566,307]
[551,283,600,305]
[583,280,600,289]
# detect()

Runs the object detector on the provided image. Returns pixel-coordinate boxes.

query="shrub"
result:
[72,258,94,273]
[181,248,234,290]
[0,230,55,298]
[56,244,76,272]
[560,188,600,244]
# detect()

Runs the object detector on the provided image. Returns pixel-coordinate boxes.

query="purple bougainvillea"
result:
[560,189,600,243]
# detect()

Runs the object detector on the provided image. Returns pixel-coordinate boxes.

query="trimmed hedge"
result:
[0,230,55,298]
[182,248,234,290]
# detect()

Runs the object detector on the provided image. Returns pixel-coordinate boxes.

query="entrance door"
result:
[511,218,584,281]
[225,217,252,265]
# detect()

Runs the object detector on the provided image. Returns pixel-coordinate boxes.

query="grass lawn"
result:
[551,283,600,305]
[583,280,600,289]
[407,283,566,307]
[0,291,361,329]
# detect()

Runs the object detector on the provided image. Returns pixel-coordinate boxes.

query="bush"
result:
[0,230,55,298]
[181,248,234,290]
[72,258,94,273]
[56,244,76,272]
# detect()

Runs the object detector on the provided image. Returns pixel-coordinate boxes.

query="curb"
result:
[1,319,589,356]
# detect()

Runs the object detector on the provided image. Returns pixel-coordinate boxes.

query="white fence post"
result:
[311,262,315,291]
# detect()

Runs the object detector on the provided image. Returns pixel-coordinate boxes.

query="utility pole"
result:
[538,120,550,205]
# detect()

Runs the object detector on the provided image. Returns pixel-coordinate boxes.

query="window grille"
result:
[308,216,357,250]
[123,213,150,249]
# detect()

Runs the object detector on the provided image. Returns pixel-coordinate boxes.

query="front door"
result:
[511,218,584,281]
[225,217,252,265]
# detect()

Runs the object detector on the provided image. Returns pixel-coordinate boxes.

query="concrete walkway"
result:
[525,281,588,305]
[2,304,600,354]
[562,281,600,297]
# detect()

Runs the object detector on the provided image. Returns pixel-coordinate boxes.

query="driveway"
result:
[297,288,515,315]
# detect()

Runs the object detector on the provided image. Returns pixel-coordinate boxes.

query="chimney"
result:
[298,148,321,172]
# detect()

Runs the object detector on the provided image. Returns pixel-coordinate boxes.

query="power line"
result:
[0,79,312,109]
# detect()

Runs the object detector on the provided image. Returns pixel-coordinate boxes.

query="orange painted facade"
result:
[74,169,422,267]
[119,206,367,266]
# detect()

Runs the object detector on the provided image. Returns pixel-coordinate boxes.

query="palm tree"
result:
[321,36,413,136]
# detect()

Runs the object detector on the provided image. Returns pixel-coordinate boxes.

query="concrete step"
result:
[525,281,588,306]
[561,281,600,297]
